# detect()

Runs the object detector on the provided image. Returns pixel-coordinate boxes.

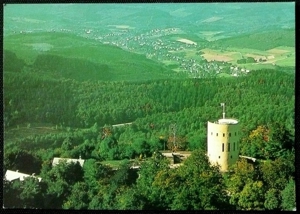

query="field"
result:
[159,41,294,72]
[201,46,294,67]
[200,48,235,62]
[274,55,295,67]
[148,28,295,74]
[196,31,226,41]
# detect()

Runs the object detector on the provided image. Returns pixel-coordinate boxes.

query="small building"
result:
[161,151,192,164]
[161,152,175,164]
[5,170,42,182]
[52,157,85,167]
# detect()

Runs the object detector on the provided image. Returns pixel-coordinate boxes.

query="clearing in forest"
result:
[200,48,234,62]
[201,16,223,23]
[4,123,64,143]
[177,38,197,45]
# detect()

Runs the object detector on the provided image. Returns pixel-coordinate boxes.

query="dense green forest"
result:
[3,49,295,130]
[3,49,295,209]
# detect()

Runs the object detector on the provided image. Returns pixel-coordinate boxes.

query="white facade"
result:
[52,157,85,167]
[5,170,42,182]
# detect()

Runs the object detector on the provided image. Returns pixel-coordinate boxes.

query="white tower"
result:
[207,103,240,172]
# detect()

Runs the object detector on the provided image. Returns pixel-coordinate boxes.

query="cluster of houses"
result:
[230,66,250,77]
[4,157,85,183]
[96,27,255,79]
[4,150,191,185]
[10,24,257,80]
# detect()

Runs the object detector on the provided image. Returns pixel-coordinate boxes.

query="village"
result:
[12,25,257,79]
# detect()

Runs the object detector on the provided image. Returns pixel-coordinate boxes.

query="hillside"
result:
[211,29,295,51]
[4,32,182,82]
[3,67,295,210]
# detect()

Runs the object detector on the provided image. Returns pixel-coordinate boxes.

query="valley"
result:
[3,3,296,211]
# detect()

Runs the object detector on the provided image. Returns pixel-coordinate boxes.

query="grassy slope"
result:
[4,32,181,82]
[211,29,295,51]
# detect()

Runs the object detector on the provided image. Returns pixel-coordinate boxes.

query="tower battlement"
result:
[215,118,238,125]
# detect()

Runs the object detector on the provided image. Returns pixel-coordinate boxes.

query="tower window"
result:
[223,133,225,137]
[216,133,218,137]
[229,133,231,137]
[233,142,235,151]
[228,143,230,152]
[231,155,232,159]
[211,132,213,136]
[222,143,224,152]
[218,156,220,159]
[235,132,237,136]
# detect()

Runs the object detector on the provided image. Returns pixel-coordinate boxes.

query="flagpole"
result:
[221,103,225,119]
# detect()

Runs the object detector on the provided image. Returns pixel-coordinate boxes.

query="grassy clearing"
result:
[267,48,290,54]
[228,47,271,56]
[196,30,225,41]
[162,60,180,70]
[172,67,186,73]
[241,63,277,70]
[162,60,179,66]
[201,16,224,23]
[217,73,232,78]
[182,49,202,59]
[202,53,234,62]
[169,8,192,17]
[212,29,295,51]
[101,159,131,168]
[177,38,197,45]
[200,48,237,62]
[163,34,206,44]
[4,123,64,143]
[274,56,295,67]
[268,46,295,52]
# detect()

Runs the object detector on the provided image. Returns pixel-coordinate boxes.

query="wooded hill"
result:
[4,33,183,82]
[3,41,295,210]
[4,66,295,210]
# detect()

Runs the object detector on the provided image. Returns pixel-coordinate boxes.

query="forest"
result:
[3,47,295,210]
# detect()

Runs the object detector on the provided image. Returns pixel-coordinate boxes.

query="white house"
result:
[5,170,42,182]
[52,157,85,167]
